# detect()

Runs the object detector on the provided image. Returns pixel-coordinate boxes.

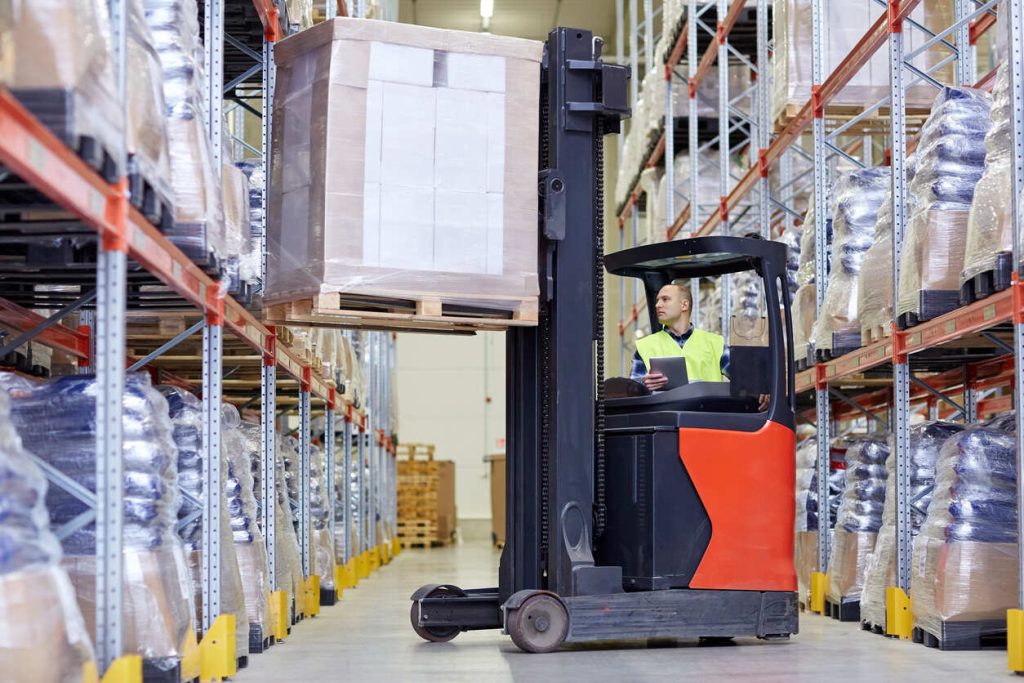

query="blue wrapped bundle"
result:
[1,373,180,556]
[835,435,890,534]
[897,86,992,320]
[923,421,1016,545]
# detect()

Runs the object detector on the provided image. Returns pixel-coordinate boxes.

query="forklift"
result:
[409,26,798,653]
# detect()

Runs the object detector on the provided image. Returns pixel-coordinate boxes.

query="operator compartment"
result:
[598,236,797,593]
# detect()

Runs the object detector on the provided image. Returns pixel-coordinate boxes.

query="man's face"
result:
[655,285,689,325]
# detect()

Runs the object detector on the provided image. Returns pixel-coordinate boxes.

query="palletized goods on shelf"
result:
[858,154,918,342]
[911,416,1019,640]
[3,0,124,180]
[896,87,992,325]
[1,373,194,675]
[827,435,890,605]
[961,63,1017,301]
[860,421,965,629]
[0,388,95,683]
[812,167,888,356]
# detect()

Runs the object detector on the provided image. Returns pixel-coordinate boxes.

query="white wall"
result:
[396,331,505,519]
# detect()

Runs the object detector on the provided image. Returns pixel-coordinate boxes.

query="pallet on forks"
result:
[410,27,798,654]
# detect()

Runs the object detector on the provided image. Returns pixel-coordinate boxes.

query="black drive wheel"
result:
[506,593,569,653]
[410,586,461,643]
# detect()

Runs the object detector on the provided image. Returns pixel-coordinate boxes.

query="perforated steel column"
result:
[202,320,223,631]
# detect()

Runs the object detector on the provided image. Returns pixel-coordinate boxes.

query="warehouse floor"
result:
[238,525,1010,682]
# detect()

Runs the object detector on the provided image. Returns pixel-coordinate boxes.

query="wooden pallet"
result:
[774,101,930,136]
[861,323,892,345]
[397,443,436,460]
[265,292,538,333]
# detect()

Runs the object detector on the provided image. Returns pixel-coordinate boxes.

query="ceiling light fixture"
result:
[480,0,493,30]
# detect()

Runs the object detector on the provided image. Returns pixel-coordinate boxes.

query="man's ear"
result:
[681,297,691,312]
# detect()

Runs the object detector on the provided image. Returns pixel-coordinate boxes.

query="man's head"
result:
[655,281,692,327]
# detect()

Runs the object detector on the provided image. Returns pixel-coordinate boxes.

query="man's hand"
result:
[643,371,669,392]
[758,393,770,411]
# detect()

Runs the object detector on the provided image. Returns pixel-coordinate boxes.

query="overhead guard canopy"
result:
[604,235,787,281]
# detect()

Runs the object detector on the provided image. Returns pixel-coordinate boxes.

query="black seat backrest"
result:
[729,345,773,398]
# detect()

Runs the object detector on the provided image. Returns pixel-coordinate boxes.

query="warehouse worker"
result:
[630,280,769,411]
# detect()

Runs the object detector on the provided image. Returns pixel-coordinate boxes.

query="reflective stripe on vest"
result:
[635,328,725,382]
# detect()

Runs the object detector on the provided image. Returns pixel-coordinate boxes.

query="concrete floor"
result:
[238,525,1013,682]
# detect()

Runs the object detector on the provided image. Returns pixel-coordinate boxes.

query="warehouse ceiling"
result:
[398,0,619,51]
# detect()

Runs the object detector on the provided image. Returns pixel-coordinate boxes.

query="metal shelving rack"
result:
[0,0,397,676]
[615,0,1024,670]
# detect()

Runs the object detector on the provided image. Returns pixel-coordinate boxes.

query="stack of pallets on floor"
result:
[397,443,456,548]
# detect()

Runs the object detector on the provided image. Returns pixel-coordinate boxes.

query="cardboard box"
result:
[827,529,878,602]
[487,453,506,547]
[64,546,194,663]
[435,460,457,542]
[0,565,95,682]
[911,537,1019,634]
[795,529,819,605]
[267,18,543,310]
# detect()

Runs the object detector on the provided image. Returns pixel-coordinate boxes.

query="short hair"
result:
[668,279,693,306]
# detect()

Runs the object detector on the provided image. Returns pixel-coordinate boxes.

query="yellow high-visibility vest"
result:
[635,328,725,382]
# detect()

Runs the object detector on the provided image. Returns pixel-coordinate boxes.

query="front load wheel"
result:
[410,586,461,643]
[506,593,569,653]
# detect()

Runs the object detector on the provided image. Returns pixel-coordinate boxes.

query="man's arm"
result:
[629,351,647,382]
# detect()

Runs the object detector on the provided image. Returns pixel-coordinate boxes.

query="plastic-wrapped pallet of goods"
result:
[162,388,249,662]
[772,0,953,125]
[812,168,888,357]
[860,421,964,631]
[143,0,228,273]
[793,435,818,607]
[910,416,1019,648]
[125,0,173,226]
[266,19,543,329]
[1,373,194,677]
[827,436,890,617]
[0,389,96,683]
[960,63,1017,302]
[3,0,124,181]
[235,422,272,651]
[858,155,918,343]
[791,201,817,362]
[222,163,255,297]
[275,437,305,621]
[896,87,991,327]
[310,443,336,601]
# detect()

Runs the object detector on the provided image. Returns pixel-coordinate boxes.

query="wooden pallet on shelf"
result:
[773,101,930,136]
[265,292,538,334]
[861,323,892,345]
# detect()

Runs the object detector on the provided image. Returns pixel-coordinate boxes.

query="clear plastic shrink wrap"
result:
[310,444,335,593]
[860,421,964,628]
[772,0,953,123]
[0,389,95,683]
[1,373,193,673]
[143,0,227,268]
[896,87,991,323]
[779,223,803,298]
[697,284,723,336]
[126,0,172,207]
[4,0,124,178]
[792,202,818,357]
[858,154,918,339]
[234,161,266,293]
[911,416,1020,635]
[812,167,889,354]
[794,435,818,604]
[266,19,543,310]
[828,435,890,602]
[286,0,313,31]
[961,63,1017,294]
[275,437,304,614]
[221,163,255,293]
[235,421,271,634]
[161,388,248,659]
[637,166,663,245]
